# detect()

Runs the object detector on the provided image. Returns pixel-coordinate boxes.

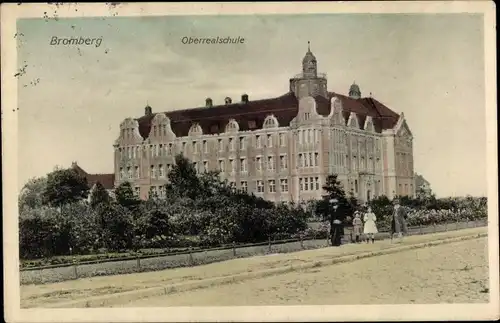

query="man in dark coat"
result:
[391,198,408,243]
[329,198,345,246]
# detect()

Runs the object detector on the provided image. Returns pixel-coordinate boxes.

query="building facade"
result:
[114,45,416,203]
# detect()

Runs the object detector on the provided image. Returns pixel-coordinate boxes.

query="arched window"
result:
[263,115,278,128]
[225,119,239,132]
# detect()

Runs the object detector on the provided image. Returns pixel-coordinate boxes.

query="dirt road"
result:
[21,227,488,308]
[116,237,489,306]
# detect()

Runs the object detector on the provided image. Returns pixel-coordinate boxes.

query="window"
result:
[308,129,313,143]
[134,186,140,196]
[168,143,173,155]
[355,180,358,193]
[248,120,257,129]
[230,159,235,173]
[280,179,288,192]
[159,144,163,157]
[229,138,235,151]
[193,162,198,173]
[256,157,262,171]
[203,161,209,172]
[135,166,139,178]
[267,156,275,171]
[167,164,172,171]
[203,140,208,153]
[305,153,310,167]
[127,167,132,179]
[150,145,154,157]
[219,160,225,172]
[241,181,248,192]
[182,142,186,152]
[314,153,319,167]
[229,181,236,188]
[240,158,247,173]
[279,133,286,147]
[299,178,304,191]
[309,177,314,191]
[150,165,156,179]
[159,164,164,178]
[239,137,245,150]
[299,153,305,168]
[280,155,288,170]
[304,112,310,120]
[267,134,273,147]
[192,141,198,153]
[268,180,276,193]
[304,178,309,191]
[315,177,320,190]
[163,125,167,136]
[256,135,262,148]
[218,139,224,152]
[257,180,264,193]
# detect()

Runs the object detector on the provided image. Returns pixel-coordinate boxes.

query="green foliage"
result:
[165,154,202,200]
[315,174,351,224]
[18,177,48,212]
[89,182,111,210]
[42,168,90,207]
[114,181,140,210]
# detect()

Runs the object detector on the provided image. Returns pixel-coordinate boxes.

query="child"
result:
[363,206,378,243]
[352,211,363,243]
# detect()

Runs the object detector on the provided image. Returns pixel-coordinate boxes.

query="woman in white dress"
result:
[363,206,378,243]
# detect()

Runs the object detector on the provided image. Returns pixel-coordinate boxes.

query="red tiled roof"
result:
[136,91,400,139]
[71,163,115,190]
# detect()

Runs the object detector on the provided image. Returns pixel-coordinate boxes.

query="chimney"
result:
[145,104,152,116]
[71,161,77,168]
[224,97,232,105]
[241,94,249,103]
[205,97,213,107]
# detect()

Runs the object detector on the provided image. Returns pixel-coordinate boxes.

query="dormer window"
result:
[248,120,257,129]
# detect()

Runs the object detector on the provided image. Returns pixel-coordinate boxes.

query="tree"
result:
[89,182,111,210]
[18,176,48,212]
[114,181,140,210]
[42,168,90,208]
[165,154,202,200]
[97,202,135,251]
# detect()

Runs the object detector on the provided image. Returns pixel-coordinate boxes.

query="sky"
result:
[17,13,487,197]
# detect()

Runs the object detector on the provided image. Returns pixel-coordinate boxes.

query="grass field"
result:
[21,227,488,308]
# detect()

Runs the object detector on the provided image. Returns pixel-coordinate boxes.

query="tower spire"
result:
[307,41,310,52]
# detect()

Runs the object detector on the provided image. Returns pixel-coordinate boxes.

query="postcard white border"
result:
[2,1,498,322]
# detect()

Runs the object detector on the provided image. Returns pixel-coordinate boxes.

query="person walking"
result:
[391,198,408,243]
[352,211,364,243]
[363,206,378,243]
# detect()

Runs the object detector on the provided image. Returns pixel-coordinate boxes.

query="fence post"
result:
[189,247,194,265]
[268,236,272,253]
[300,234,304,249]
[72,256,78,279]
[232,241,236,257]
[419,224,423,235]
[136,253,141,270]
[433,223,437,233]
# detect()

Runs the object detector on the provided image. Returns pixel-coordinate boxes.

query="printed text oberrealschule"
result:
[181,36,245,44]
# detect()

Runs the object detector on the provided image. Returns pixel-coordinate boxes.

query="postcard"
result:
[2,1,498,322]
